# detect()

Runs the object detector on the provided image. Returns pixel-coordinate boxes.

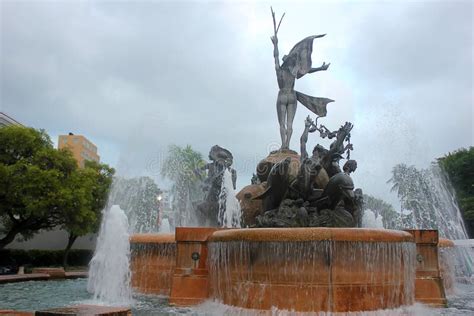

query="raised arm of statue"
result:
[308,62,331,73]
[271,36,280,70]
[270,7,285,71]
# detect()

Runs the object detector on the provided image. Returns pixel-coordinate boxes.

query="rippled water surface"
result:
[0,279,473,315]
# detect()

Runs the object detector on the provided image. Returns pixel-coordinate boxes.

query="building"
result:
[0,112,23,127]
[58,133,100,167]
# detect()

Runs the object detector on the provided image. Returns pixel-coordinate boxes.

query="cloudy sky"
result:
[1,0,472,207]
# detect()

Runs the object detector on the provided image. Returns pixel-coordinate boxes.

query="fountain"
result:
[129,234,176,295]
[218,169,241,228]
[127,8,453,314]
[2,7,467,316]
[392,163,474,280]
[87,205,132,305]
[1,6,473,316]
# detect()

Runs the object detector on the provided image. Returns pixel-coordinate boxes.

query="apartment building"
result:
[58,133,100,167]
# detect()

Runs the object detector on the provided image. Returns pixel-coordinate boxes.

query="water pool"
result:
[1,279,474,315]
[0,279,188,315]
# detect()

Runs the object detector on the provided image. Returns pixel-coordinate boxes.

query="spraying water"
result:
[159,218,171,233]
[362,209,385,228]
[106,177,161,234]
[218,169,241,228]
[392,163,474,278]
[87,205,132,305]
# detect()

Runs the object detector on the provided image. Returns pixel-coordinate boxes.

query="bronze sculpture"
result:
[195,145,237,226]
[271,7,334,150]
[236,9,363,228]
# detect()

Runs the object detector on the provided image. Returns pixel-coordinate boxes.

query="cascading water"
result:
[218,169,241,228]
[87,205,132,305]
[129,235,176,295]
[394,163,473,279]
[423,164,470,241]
[208,230,416,312]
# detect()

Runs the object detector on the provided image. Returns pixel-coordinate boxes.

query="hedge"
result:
[0,249,94,267]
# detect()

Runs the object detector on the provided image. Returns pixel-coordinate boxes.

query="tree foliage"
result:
[362,194,399,229]
[62,160,114,237]
[108,176,161,233]
[61,160,114,267]
[438,147,474,237]
[0,126,114,251]
[161,145,205,226]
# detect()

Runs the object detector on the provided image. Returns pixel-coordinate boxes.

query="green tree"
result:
[389,163,439,229]
[438,147,474,237]
[362,194,399,229]
[108,176,161,233]
[61,160,114,267]
[161,145,205,226]
[0,126,77,248]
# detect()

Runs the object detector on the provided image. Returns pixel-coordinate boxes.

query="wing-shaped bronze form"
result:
[281,34,325,79]
[296,91,334,117]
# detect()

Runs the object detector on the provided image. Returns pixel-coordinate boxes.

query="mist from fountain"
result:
[159,218,171,233]
[422,164,469,241]
[218,169,241,228]
[362,209,385,228]
[87,205,132,305]
[396,163,473,279]
[107,177,160,233]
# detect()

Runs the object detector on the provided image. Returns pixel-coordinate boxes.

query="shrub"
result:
[0,249,93,268]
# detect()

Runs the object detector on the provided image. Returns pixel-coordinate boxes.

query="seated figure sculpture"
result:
[252,117,363,228]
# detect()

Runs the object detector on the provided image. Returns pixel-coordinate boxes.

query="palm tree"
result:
[161,145,205,226]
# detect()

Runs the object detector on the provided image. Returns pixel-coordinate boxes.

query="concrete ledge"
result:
[65,272,88,279]
[210,228,414,243]
[130,233,175,244]
[31,268,65,279]
[35,305,131,316]
[439,238,455,247]
[0,274,50,284]
[175,227,220,242]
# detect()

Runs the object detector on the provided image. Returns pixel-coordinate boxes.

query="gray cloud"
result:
[1,1,472,205]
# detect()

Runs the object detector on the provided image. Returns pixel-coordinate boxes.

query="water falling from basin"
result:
[208,228,416,312]
[87,205,132,305]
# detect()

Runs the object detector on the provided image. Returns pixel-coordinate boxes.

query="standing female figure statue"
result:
[270,7,333,150]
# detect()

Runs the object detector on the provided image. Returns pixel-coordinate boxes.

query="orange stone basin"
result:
[207,228,417,313]
[130,233,176,295]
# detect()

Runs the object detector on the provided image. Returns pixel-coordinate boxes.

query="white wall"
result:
[6,229,96,250]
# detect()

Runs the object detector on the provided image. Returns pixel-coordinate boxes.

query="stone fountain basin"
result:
[207,228,416,312]
[130,233,176,295]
